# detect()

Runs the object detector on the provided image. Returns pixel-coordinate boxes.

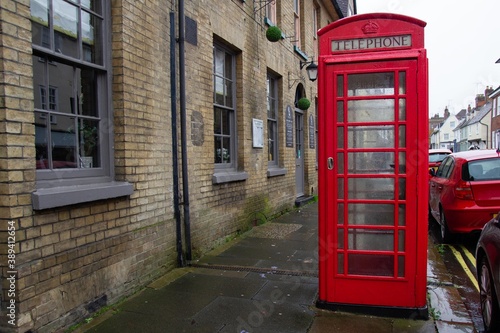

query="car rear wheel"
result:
[479,256,500,332]
[439,210,453,243]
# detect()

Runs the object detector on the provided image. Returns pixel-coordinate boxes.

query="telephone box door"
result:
[321,59,421,307]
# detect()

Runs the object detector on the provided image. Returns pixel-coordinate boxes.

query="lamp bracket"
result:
[300,60,314,69]
[288,71,305,89]
[253,0,276,14]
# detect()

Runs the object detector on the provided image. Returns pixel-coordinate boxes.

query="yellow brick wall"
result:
[0,0,334,331]
[184,0,325,255]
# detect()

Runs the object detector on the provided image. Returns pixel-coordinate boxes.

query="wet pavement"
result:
[77,201,478,333]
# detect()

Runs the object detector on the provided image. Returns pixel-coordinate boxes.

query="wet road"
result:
[428,217,484,332]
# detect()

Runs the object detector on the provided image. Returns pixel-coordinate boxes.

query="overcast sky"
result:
[355,0,500,117]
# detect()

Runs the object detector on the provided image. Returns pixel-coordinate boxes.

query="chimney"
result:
[485,86,494,102]
[444,107,450,119]
[476,93,486,108]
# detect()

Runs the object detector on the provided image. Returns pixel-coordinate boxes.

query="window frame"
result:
[213,44,237,170]
[436,156,454,179]
[211,41,248,184]
[267,74,279,167]
[30,0,132,209]
[293,0,301,48]
[266,0,277,24]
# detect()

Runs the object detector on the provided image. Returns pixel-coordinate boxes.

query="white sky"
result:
[355,0,500,117]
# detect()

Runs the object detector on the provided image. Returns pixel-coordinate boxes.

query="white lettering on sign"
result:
[331,35,412,52]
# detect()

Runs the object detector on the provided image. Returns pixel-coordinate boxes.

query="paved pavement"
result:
[78,201,477,333]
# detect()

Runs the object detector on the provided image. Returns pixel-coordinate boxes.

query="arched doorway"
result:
[294,84,306,197]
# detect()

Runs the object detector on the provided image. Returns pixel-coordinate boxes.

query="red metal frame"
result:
[317,13,428,317]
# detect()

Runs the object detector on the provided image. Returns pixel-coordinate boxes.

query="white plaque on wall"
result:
[252,118,264,148]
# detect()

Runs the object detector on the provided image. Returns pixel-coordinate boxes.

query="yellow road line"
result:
[449,245,479,292]
[460,245,476,269]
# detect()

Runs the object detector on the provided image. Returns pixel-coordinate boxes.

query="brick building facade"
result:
[0,1,353,331]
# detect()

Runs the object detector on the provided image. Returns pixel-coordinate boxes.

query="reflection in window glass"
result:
[337,153,344,174]
[79,118,100,168]
[348,178,394,200]
[31,0,50,48]
[337,177,344,199]
[337,126,344,148]
[399,98,406,120]
[348,152,394,174]
[398,255,405,277]
[54,0,79,58]
[31,0,104,64]
[398,178,406,199]
[337,101,344,123]
[338,253,344,274]
[267,75,278,165]
[398,204,406,226]
[338,228,344,248]
[398,230,405,251]
[398,152,406,173]
[337,204,344,225]
[82,11,104,65]
[337,75,344,97]
[347,204,394,225]
[348,100,395,122]
[348,253,394,276]
[399,72,406,94]
[34,56,101,169]
[348,229,394,251]
[348,72,394,96]
[399,125,406,147]
[35,112,49,168]
[51,114,77,169]
[213,49,233,108]
[213,44,235,167]
[348,126,394,148]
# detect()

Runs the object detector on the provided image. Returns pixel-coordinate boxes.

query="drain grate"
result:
[190,263,318,278]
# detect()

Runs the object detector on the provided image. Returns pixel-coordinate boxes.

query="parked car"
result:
[475,213,500,332]
[429,149,500,242]
[429,148,452,173]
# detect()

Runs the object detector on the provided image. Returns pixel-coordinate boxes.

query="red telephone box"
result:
[317,13,429,318]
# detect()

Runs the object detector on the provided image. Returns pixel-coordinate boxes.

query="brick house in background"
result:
[456,87,494,151]
[1,1,355,331]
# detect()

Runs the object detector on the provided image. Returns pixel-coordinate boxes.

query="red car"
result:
[429,148,452,172]
[476,213,500,332]
[429,149,500,242]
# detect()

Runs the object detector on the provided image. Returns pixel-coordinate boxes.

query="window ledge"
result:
[293,46,308,61]
[212,170,248,184]
[267,167,287,177]
[32,181,134,210]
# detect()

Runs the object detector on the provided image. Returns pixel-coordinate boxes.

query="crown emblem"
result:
[361,21,379,34]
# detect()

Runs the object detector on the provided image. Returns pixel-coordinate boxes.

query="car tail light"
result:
[454,180,474,200]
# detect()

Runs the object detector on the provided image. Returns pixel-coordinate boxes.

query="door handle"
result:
[327,157,334,170]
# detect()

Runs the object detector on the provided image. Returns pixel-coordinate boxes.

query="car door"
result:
[429,156,454,221]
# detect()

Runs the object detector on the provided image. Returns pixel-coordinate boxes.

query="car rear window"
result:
[429,153,450,163]
[464,158,500,181]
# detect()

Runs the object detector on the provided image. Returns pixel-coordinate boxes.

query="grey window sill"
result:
[32,181,134,210]
[212,171,248,184]
[267,167,287,177]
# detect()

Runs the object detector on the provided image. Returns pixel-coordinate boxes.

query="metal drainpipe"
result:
[170,12,184,267]
[179,0,192,262]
